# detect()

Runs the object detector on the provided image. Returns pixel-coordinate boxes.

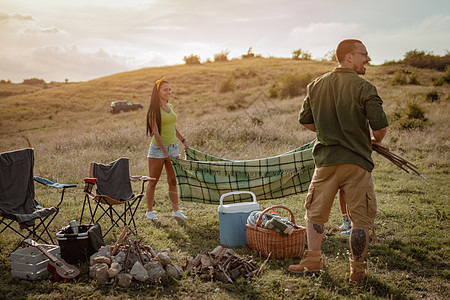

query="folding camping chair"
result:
[0,148,76,253]
[80,157,152,238]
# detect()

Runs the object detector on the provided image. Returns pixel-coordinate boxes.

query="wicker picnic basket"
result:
[246,205,305,259]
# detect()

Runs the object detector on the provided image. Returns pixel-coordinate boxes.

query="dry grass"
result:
[0,58,449,299]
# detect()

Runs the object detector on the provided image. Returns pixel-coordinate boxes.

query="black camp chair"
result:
[0,148,76,253]
[80,157,152,238]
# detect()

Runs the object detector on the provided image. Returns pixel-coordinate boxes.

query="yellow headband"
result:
[156,76,166,90]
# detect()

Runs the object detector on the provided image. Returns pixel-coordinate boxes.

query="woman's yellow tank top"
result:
[151,103,177,145]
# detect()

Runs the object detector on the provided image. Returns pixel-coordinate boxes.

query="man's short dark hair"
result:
[336,39,363,63]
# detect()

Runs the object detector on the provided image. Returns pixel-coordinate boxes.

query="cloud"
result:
[1,1,449,81]
[11,12,34,21]
[0,10,34,22]
[286,22,360,59]
[23,26,67,35]
[0,45,135,82]
[289,22,359,46]
[364,14,450,63]
[0,7,182,82]
[0,9,66,40]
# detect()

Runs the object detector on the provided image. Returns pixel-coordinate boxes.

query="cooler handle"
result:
[219,191,257,208]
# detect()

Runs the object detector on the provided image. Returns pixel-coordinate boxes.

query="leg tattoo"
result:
[350,229,366,260]
[313,224,324,234]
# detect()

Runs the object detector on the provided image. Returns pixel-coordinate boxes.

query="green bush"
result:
[270,73,312,99]
[445,65,450,82]
[433,77,444,86]
[214,49,230,62]
[399,118,428,130]
[406,102,426,120]
[292,48,312,60]
[268,84,278,98]
[234,68,257,79]
[22,78,46,85]
[403,49,450,71]
[183,54,201,65]
[390,70,421,85]
[251,117,263,126]
[391,70,408,85]
[408,72,420,85]
[241,47,255,59]
[390,102,429,130]
[227,103,239,111]
[219,75,235,93]
[404,103,428,129]
[426,91,440,102]
[432,65,450,86]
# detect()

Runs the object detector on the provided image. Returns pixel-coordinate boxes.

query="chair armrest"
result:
[84,177,98,184]
[141,176,156,182]
[131,176,156,194]
[34,176,77,189]
[83,177,97,194]
[34,176,76,209]
[130,175,156,182]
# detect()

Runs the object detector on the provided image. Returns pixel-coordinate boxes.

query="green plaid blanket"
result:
[170,140,315,204]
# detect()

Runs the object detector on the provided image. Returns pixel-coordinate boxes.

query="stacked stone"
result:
[89,242,183,287]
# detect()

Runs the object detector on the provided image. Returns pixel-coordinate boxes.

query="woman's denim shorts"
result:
[147,143,179,158]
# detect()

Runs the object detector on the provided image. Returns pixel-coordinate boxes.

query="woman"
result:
[338,190,352,236]
[145,76,188,220]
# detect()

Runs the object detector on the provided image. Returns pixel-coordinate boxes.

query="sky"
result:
[1,0,449,82]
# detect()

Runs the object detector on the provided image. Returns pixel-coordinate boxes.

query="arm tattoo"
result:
[351,229,366,260]
[313,224,324,234]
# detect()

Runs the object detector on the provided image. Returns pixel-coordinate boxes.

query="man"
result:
[289,39,388,283]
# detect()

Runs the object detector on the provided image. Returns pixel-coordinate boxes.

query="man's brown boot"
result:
[288,250,323,274]
[349,258,367,283]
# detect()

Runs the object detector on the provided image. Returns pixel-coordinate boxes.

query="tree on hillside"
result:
[292,48,312,60]
[403,50,450,71]
[22,78,46,85]
[242,47,255,59]
[214,49,230,62]
[184,54,201,65]
[323,49,337,62]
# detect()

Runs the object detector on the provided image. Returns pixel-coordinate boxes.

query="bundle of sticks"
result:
[372,144,426,179]
[185,245,261,283]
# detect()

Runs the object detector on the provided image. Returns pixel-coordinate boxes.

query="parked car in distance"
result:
[110,100,143,114]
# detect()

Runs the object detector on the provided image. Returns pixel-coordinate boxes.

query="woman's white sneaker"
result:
[145,211,158,220]
[172,210,187,219]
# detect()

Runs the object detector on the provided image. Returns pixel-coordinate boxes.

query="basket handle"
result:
[255,205,296,227]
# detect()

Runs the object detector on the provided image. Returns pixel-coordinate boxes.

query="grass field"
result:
[0,58,449,299]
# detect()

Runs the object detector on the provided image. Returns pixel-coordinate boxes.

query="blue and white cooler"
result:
[218,191,260,247]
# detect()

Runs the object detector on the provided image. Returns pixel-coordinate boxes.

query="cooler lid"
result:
[218,191,259,213]
[218,202,260,213]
